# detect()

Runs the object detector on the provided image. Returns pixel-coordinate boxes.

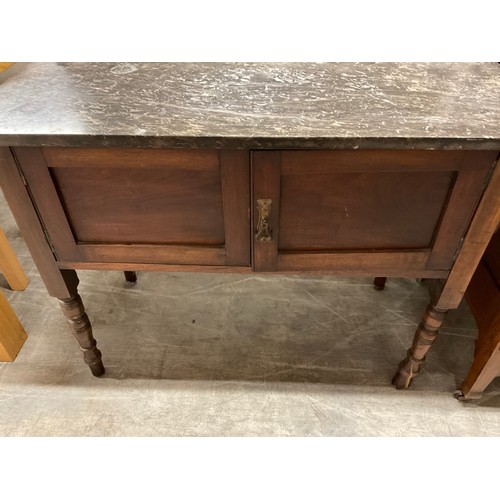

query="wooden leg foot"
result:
[373,277,387,290]
[392,351,426,389]
[59,294,105,377]
[124,271,137,283]
[459,346,500,400]
[392,303,447,389]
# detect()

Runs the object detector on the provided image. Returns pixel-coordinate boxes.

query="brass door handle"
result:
[255,199,272,242]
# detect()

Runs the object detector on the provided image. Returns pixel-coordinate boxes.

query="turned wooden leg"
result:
[124,271,137,283]
[373,277,387,290]
[59,294,105,377]
[392,303,447,389]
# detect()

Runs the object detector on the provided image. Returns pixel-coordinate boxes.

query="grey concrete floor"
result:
[1,190,499,436]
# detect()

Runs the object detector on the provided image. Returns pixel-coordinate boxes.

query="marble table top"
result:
[0,62,499,149]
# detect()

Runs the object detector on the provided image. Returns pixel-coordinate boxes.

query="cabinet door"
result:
[15,148,250,269]
[252,150,496,276]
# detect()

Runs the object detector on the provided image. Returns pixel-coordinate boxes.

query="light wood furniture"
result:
[0,226,29,291]
[0,226,28,361]
[0,63,14,73]
[0,291,28,361]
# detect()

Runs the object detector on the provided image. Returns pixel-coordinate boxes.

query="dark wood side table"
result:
[0,63,499,396]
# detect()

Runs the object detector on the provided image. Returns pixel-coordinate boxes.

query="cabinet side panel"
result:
[0,147,78,297]
[427,150,499,269]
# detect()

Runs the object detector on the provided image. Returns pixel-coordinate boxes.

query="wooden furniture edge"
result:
[0,290,28,361]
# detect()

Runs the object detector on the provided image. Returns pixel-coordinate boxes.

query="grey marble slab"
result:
[0,62,499,149]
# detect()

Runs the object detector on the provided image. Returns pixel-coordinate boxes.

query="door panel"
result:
[49,164,225,245]
[279,170,453,251]
[15,147,250,268]
[253,150,494,275]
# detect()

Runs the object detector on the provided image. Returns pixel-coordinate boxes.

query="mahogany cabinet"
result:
[15,148,250,268]
[1,62,499,397]
[11,147,492,280]
[2,144,499,393]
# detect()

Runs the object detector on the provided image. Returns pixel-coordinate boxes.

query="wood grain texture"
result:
[13,147,80,261]
[42,147,220,169]
[0,147,78,298]
[220,150,250,266]
[280,150,464,174]
[460,232,500,399]
[279,169,453,251]
[426,151,497,269]
[252,149,480,276]
[252,151,281,272]
[0,290,28,361]
[394,156,499,393]
[18,147,250,268]
[76,243,226,266]
[437,157,500,310]
[276,251,447,277]
[5,141,500,390]
[57,262,253,273]
[0,226,28,291]
[460,350,500,399]
[59,294,104,377]
[392,304,448,389]
[49,159,225,245]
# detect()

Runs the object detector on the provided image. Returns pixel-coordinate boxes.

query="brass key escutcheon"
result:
[255,199,272,242]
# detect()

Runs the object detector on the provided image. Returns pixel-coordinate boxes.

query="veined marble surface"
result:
[0,62,499,149]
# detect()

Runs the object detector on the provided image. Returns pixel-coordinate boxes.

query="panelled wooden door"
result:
[252,150,497,276]
[14,147,250,268]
